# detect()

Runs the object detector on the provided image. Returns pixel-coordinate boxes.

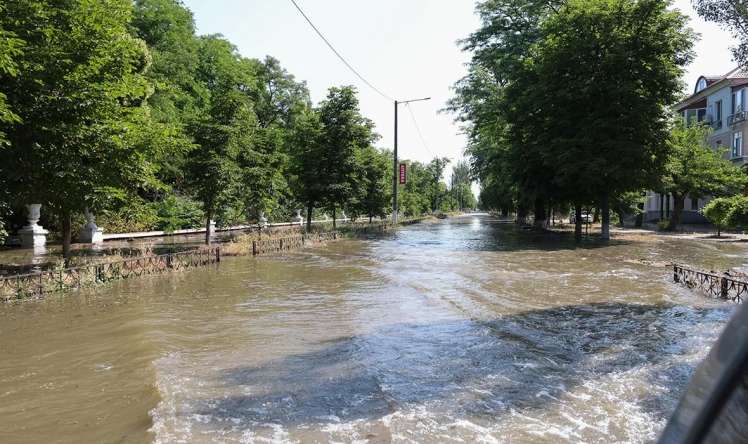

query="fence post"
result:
[252,240,257,256]
[673,265,679,283]
[39,272,44,296]
[215,247,220,263]
[166,253,172,269]
[721,276,729,299]
[58,269,63,291]
[280,238,284,251]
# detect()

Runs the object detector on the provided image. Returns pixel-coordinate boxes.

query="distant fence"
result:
[251,232,339,256]
[1,247,220,302]
[673,264,746,303]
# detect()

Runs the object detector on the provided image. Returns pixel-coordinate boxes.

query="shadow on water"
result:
[196,302,730,428]
[394,218,631,253]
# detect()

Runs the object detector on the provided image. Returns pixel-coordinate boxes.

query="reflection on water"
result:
[0,215,742,443]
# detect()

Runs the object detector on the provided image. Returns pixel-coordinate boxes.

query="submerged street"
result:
[0,215,741,443]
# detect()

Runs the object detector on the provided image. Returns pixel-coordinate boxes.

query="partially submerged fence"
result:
[1,247,220,302]
[251,232,339,256]
[2,218,428,301]
[673,264,746,303]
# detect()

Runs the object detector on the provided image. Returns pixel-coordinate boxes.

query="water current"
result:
[0,215,742,443]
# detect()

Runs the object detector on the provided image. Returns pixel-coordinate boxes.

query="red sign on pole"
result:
[399,163,407,184]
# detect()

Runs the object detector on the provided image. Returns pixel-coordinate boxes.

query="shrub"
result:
[702,197,736,236]
[152,195,204,232]
[726,195,748,231]
[97,198,159,234]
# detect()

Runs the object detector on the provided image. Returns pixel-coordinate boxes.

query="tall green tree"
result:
[131,0,200,187]
[353,146,390,222]
[289,108,325,230]
[662,120,748,230]
[0,0,177,259]
[317,86,378,228]
[506,0,694,238]
[185,35,256,244]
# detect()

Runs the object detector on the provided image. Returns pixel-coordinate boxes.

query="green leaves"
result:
[452,0,695,223]
[663,120,748,199]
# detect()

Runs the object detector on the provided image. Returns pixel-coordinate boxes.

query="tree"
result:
[0,0,176,260]
[131,0,201,187]
[726,195,748,229]
[425,157,451,212]
[662,121,748,230]
[353,146,390,222]
[289,108,325,230]
[702,197,735,236]
[185,35,255,244]
[0,6,22,147]
[317,86,378,229]
[505,0,694,239]
[693,0,748,68]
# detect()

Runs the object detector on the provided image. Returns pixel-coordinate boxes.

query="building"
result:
[644,67,748,223]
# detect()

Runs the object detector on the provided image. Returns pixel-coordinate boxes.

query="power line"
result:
[288,0,393,101]
[406,103,437,159]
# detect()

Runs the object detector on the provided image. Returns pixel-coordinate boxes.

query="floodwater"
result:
[0,215,743,443]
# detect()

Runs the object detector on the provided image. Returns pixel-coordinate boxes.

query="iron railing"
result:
[673,264,746,303]
[1,247,220,302]
[251,232,339,256]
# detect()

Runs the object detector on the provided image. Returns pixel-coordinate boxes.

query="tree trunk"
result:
[517,204,528,225]
[574,205,583,242]
[593,207,600,224]
[501,206,509,218]
[533,197,546,229]
[615,209,626,228]
[668,193,685,231]
[306,203,313,231]
[635,202,644,228]
[61,209,72,265]
[332,207,336,230]
[204,209,212,245]
[369,214,373,223]
[600,194,610,240]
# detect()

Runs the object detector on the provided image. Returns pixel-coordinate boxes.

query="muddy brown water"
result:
[0,215,743,443]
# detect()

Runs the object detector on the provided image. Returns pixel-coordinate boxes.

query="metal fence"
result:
[673,264,746,303]
[251,232,339,256]
[1,247,220,302]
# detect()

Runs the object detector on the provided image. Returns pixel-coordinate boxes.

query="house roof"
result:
[675,67,748,111]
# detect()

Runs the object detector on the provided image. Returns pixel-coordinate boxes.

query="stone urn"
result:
[79,208,104,244]
[291,209,303,224]
[19,204,49,248]
[258,212,268,229]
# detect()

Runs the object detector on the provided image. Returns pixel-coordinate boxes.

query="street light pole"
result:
[393,100,399,224]
[392,97,430,224]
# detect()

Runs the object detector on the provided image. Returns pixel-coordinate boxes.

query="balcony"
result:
[728,111,747,126]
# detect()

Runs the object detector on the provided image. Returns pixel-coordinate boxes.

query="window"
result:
[715,100,723,128]
[697,109,707,122]
[733,131,743,158]
[691,197,699,211]
[733,89,744,114]
[696,78,708,92]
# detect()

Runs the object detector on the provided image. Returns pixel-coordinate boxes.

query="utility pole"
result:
[393,97,430,224]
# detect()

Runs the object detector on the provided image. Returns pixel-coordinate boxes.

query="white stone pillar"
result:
[19,204,49,249]
[78,208,104,244]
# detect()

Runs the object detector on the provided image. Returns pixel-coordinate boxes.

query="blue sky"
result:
[183,0,737,182]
